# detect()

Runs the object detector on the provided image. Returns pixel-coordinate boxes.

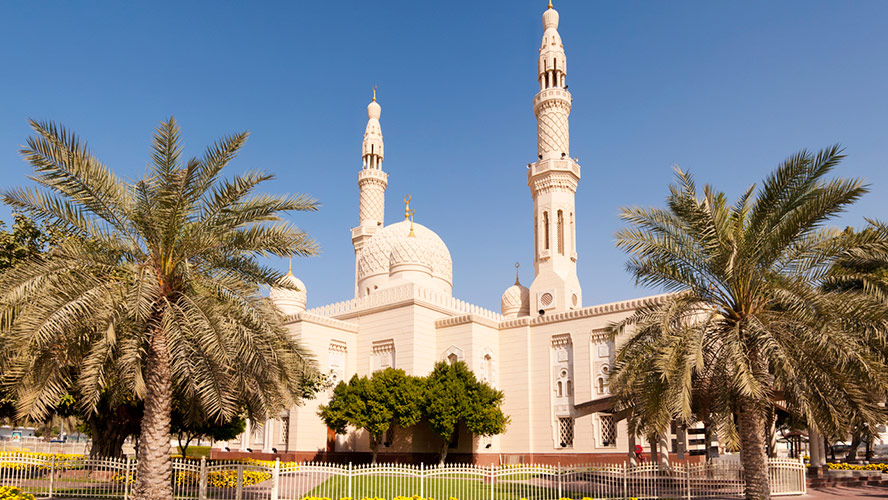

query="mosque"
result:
[223,2,682,464]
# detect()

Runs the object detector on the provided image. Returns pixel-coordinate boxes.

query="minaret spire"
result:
[527,2,582,316]
[351,89,390,296]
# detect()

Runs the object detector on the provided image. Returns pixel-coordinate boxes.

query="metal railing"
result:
[0,452,806,499]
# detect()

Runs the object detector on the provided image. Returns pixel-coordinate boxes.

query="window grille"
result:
[280,416,289,447]
[558,417,574,447]
[600,414,617,447]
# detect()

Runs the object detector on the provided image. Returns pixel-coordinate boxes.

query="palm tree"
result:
[0,118,320,500]
[609,146,888,500]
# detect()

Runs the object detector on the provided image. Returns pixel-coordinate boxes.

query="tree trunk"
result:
[369,434,379,465]
[737,398,770,500]
[438,439,450,466]
[132,327,174,500]
[844,431,862,463]
[88,415,130,459]
[704,419,719,461]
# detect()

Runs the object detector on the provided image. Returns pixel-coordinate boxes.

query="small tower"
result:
[528,1,582,316]
[352,88,389,295]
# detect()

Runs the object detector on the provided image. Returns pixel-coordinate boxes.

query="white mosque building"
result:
[224,2,679,464]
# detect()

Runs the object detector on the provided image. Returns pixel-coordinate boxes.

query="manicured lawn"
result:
[178,446,212,458]
[303,475,562,500]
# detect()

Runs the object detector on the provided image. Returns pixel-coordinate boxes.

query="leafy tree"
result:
[609,147,888,500]
[0,213,58,271]
[423,361,508,465]
[171,404,245,458]
[0,118,320,500]
[319,368,423,464]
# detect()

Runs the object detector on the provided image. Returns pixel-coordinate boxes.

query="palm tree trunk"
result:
[737,399,770,500]
[844,431,862,463]
[133,326,174,500]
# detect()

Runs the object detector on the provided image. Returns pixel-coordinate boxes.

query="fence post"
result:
[557,462,562,499]
[124,455,132,500]
[235,463,244,500]
[419,462,424,500]
[686,459,691,500]
[48,453,55,499]
[489,463,494,500]
[271,458,280,500]
[348,462,353,500]
[622,462,627,499]
[198,457,207,500]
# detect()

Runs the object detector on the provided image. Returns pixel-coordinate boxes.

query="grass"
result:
[304,475,562,500]
[178,446,212,458]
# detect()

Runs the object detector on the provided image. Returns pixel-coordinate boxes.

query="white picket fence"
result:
[0,452,806,499]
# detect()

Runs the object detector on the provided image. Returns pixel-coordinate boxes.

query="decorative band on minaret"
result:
[528,2,582,316]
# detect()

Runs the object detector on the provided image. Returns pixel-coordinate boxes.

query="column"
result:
[239,418,252,452]
[263,419,275,453]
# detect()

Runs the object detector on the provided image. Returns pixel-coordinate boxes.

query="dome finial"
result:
[408,209,416,237]
[404,194,411,220]
[548,0,553,9]
[288,257,293,276]
[372,85,377,102]
[514,262,521,285]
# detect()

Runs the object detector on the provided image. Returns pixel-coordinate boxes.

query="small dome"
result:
[270,271,307,316]
[501,281,530,318]
[542,4,559,30]
[367,99,381,120]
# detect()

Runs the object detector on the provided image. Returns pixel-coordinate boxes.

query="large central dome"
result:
[356,220,452,296]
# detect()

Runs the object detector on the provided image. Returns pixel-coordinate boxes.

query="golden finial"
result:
[514,262,521,285]
[372,85,377,102]
[408,209,416,237]
[288,257,293,276]
[404,194,411,220]
[548,0,553,9]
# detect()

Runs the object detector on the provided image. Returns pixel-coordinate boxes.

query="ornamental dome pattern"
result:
[357,220,452,284]
[501,282,530,318]
[390,234,434,269]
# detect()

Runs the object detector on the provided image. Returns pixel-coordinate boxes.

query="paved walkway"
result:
[804,484,888,498]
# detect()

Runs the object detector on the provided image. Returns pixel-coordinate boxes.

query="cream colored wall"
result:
[285,318,357,453]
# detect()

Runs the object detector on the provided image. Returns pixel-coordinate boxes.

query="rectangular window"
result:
[543,211,550,250]
[557,210,564,255]
[558,417,574,447]
[600,415,617,447]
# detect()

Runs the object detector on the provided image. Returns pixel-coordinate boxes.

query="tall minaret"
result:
[351,88,389,294]
[528,1,582,316]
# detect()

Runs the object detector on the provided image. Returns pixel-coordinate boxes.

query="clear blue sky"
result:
[1,1,886,312]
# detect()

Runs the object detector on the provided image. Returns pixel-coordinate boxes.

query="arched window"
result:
[447,353,459,365]
[597,377,606,395]
[566,380,572,396]
[557,210,564,255]
[543,212,550,250]
[556,381,563,397]
[483,354,493,383]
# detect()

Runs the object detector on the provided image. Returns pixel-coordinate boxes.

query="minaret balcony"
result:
[527,158,580,181]
[533,88,572,107]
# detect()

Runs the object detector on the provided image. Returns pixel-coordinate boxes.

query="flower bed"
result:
[827,463,888,472]
[0,486,36,500]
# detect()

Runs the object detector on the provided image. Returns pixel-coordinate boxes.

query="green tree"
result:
[424,361,508,465]
[0,118,320,500]
[171,403,245,458]
[319,368,423,464]
[609,146,888,500]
